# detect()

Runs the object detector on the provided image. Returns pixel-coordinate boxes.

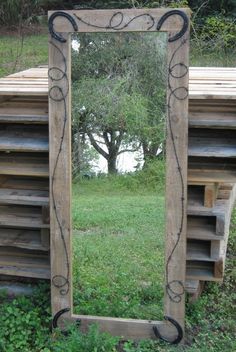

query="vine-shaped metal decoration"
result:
[153,316,183,344]
[73,11,155,30]
[164,37,188,305]
[49,11,78,43]
[49,9,188,40]
[48,41,70,296]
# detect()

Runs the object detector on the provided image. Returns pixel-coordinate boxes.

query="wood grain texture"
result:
[164,22,189,331]
[49,32,72,318]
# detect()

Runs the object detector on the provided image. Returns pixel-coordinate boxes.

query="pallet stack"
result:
[0,66,235,297]
[186,67,236,295]
[0,67,50,279]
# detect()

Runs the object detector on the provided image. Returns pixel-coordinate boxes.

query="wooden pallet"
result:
[0,66,236,293]
[0,70,50,279]
[186,67,236,295]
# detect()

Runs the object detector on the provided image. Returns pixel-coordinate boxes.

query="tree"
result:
[72,32,167,173]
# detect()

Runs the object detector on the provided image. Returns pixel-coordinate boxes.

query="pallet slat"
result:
[0,205,49,229]
[0,228,49,251]
[0,188,49,206]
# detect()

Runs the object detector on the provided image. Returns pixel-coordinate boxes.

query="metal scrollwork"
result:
[48,41,70,296]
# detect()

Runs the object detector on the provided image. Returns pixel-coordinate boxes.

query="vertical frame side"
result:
[164,26,189,330]
[49,33,72,318]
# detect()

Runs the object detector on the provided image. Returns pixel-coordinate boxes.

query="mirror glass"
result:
[71,32,167,320]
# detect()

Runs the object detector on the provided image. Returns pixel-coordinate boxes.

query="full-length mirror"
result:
[71,32,167,320]
[49,8,190,341]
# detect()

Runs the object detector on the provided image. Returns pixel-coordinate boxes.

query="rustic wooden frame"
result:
[48,8,190,343]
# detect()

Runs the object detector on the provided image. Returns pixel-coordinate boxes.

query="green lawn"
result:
[0,32,236,80]
[72,180,165,319]
[0,33,48,78]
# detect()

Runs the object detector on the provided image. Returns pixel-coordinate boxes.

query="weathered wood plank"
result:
[0,228,49,250]
[186,261,222,282]
[0,136,49,152]
[187,240,211,261]
[49,8,191,33]
[0,154,49,177]
[187,215,223,240]
[0,205,50,228]
[0,176,49,190]
[0,188,49,206]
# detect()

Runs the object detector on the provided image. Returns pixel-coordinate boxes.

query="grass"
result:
[1,31,236,81]
[72,179,165,319]
[0,32,48,78]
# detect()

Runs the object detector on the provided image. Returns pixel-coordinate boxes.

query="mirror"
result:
[71,32,168,320]
[49,8,190,340]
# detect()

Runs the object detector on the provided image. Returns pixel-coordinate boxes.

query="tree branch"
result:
[87,131,108,160]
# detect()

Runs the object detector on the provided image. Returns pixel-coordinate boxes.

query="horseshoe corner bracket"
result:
[153,316,183,344]
[48,11,78,43]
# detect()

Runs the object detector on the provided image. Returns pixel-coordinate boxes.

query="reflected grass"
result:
[72,178,165,320]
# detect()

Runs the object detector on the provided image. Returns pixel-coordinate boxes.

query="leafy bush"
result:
[0,283,51,352]
[200,15,236,49]
[52,324,118,352]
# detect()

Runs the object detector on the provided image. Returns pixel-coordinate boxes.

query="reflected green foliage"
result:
[72,32,167,173]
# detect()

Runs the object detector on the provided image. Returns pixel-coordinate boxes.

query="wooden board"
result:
[0,176,49,191]
[0,228,49,251]
[0,153,49,177]
[0,205,49,229]
[187,240,212,261]
[0,188,49,206]
[0,135,49,152]
[189,111,236,129]
[187,215,221,240]
[0,247,50,279]
[186,261,222,282]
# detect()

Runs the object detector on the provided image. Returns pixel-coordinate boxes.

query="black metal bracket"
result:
[153,316,183,344]
[49,11,78,43]
[156,10,189,42]
[52,307,70,329]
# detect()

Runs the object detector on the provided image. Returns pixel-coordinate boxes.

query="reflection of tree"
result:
[72,32,167,174]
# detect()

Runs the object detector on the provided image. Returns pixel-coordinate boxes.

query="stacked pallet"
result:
[0,66,235,297]
[186,67,236,295]
[0,67,50,279]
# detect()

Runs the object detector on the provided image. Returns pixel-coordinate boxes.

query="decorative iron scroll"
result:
[48,40,70,296]
[48,10,188,43]
[165,35,188,304]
